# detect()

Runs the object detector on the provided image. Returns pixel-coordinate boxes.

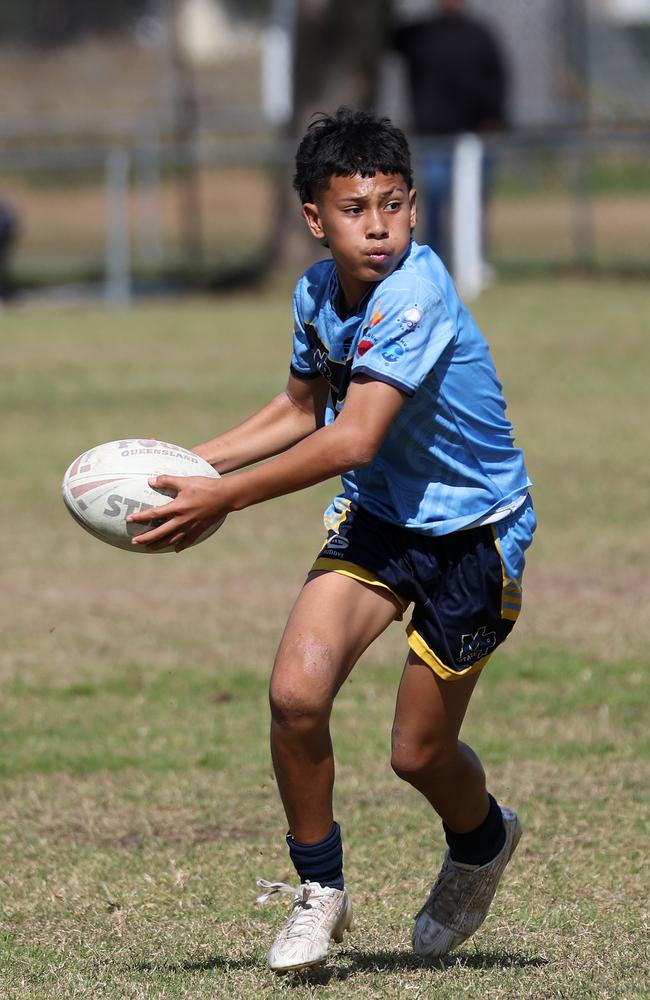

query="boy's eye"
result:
[344,206,363,214]
[386,200,402,211]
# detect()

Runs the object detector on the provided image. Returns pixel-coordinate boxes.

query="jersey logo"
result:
[381,339,406,363]
[356,338,375,358]
[313,347,332,379]
[398,306,421,332]
[326,533,349,552]
[369,302,382,328]
[459,626,497,665]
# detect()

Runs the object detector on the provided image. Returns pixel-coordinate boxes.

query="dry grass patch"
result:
[1,285,648,998]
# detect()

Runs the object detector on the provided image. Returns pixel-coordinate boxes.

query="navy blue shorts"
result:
[311,497,536,681]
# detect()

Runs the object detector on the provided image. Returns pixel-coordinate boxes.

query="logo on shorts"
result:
[458,626,497,665]
[327,533,349,552]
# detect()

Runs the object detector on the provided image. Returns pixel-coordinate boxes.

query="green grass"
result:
[1,280,649,998]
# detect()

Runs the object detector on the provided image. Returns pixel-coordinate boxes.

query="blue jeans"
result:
[418,145,494,266]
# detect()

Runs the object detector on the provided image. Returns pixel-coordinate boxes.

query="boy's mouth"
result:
[364,247,392,265]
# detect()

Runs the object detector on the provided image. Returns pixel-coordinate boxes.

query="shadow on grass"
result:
[276,947,548,986]
[133,956,259,973]
[132,947,548,983]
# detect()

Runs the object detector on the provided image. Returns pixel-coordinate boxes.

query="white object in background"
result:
[601,0,650,23]
[262,0,296,126]
[177,0,235,63]
[451,133,484,301]
[262,24,293,125]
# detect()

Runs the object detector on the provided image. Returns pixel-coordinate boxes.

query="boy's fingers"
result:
[127,500,177,524]
[131,517,182,547]
[149,474,181,492]
[175,525,206,552]
[126,475,191,525]
[145,531,185,552]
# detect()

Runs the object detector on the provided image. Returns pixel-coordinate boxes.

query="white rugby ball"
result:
[62,438,224,553]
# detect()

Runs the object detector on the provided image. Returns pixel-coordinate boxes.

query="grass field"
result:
[1,280,649,999]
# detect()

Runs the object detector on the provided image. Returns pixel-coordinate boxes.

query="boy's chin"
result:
[362,260,397,280]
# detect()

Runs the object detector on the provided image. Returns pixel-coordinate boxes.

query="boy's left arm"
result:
[127,376,405,552]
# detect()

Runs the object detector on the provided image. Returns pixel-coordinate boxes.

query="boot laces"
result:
[256,879,332,937]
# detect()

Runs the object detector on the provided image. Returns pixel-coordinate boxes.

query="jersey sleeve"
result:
[351,283,455,396]
[289,280,320,381]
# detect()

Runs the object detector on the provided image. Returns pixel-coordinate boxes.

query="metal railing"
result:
[0,127,648,306]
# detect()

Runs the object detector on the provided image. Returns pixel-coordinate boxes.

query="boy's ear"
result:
[302,202,326,241]
[409,188,417,231]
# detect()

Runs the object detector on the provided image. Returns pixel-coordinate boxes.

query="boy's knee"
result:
[390,732,456,785]
[269,680,331,733]
[270,634,338,732]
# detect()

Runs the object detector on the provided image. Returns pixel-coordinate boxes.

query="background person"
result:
[393,0,508,267]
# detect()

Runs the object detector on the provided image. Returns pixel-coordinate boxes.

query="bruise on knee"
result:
[296,632,336,679]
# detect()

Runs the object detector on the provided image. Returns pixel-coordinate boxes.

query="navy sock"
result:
[443,794,506,866]
[287,821,344,890]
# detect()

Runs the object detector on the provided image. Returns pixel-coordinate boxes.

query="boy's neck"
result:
[334,270,373,319]
[336,286,368,320]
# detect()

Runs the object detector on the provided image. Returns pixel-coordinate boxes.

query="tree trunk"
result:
[267,0,392,274]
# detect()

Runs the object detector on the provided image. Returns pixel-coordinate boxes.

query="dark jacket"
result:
[394,12,508,135]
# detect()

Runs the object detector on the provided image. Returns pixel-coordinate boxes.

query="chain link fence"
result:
[0,0,648,302]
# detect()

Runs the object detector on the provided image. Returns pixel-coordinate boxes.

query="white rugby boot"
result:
[256,879,353,973]
[412,806,522,959]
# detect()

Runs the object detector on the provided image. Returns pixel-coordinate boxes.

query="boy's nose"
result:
[366,210,389,238]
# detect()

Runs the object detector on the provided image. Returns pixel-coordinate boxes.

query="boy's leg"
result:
[391,653,486,831]
[391,653,521,959]
[262,569,401,972]
[270,570,401,842]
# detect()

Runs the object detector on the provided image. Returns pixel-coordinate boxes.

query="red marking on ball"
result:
[70,477,127,499]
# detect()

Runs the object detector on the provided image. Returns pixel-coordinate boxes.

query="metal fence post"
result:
[569,138,595,270]
[105,148,131,308]
[135,129,164,273]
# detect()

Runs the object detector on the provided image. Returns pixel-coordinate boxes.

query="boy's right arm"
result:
[192,374,330,474]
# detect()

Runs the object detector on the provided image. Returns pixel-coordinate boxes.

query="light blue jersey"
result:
[290,241,531,536]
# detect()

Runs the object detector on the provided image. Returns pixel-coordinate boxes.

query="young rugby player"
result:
[128,108,535,974]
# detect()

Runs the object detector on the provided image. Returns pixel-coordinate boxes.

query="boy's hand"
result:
[126,475,230,553]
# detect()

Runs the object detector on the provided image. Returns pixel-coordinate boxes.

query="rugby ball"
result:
[62,438,224,553]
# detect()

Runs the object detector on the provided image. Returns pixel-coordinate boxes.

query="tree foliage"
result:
[267,0,392,271]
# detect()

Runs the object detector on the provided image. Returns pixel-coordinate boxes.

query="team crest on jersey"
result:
[313,347,332,378]
[398,306,421,332]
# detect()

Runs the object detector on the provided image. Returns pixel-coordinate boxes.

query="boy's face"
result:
[302,172,417,310]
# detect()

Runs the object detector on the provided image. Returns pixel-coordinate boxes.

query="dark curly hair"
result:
[293,107,413,204]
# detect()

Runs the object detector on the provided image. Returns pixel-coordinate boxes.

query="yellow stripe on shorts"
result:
[491,528,523,622]
[406,624,492,681]
[311,558,410,614]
